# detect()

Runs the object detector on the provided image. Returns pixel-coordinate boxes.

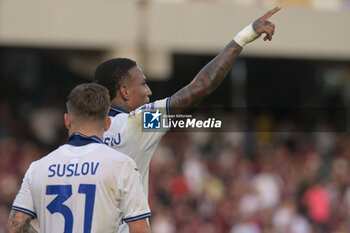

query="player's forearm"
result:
[169,40,242,114]
[128,219,151,233]
[7,210,37,233]
[130,228,151,233]
[198,39,242,93]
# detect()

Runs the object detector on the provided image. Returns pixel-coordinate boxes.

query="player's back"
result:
[16,133,150,233]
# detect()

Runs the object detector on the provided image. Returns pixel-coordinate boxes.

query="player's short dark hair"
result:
[66,83,110,125]
[94,58,137,100]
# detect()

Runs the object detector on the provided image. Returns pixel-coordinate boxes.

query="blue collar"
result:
[108,106,129,117]
[66,132,103,146]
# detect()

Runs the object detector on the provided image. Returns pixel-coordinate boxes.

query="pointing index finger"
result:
[262,6,282,20]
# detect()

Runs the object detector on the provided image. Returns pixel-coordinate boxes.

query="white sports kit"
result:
[103,98,170,233]
[12,132,150,233]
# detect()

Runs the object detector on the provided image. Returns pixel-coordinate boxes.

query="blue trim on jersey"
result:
[123,212,152,222]
[166,97,174,131]
[108,106,129,117]
[12,206,37,218]
[166,97,171,116]
[66,132,103,146]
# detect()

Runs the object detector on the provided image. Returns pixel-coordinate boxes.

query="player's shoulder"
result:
[25,147,61,171]
[131,97,170,116]
[105,112,129,135]
[95,143,133,163]
[95,145,138,176]
[109,111,129,120]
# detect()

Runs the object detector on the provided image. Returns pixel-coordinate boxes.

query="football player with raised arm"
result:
[94,7,281,233]
[8,83,151,233]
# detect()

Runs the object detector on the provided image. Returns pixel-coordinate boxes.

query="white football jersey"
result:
[103,98,170,197]
[103,98,170,233]
[12,132,151,233]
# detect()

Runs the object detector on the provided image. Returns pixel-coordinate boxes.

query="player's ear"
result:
[119,84,130,100]
[64,113,71,129]
[104,117,111,131]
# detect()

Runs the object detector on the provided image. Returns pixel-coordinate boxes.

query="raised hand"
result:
[252,6,281,41]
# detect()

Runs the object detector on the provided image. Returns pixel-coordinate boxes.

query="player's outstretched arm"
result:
[7,210,37,233]
[128,219,151,233]
[169,7,281,115]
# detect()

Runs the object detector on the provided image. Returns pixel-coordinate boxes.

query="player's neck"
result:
[110,97,132,112]
[68,127,104,141]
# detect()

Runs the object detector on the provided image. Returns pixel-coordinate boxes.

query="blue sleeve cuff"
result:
[166,97,174,131]
[123,212,152,222]
[12,206,37,218]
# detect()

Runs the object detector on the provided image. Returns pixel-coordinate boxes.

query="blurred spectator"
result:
[29,105,64,147]
[151,208,176,233]
[230,218,260,233]
[251,156,283,210]
[302,180,331,232]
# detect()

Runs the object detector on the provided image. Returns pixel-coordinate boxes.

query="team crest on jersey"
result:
[143,110,162,129]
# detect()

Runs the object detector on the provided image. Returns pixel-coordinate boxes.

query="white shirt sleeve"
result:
[128,97,171,151]
[12,162,37,218]
[119,159,151,222]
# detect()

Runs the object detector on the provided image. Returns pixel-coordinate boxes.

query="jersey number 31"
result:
[46,184,96,233]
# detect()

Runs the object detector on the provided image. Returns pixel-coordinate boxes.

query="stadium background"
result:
[1,0,350,232]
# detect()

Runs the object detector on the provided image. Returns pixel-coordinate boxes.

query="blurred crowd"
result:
[1,99,350,233]
[0,100,66,233]
[149,129,350,233]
